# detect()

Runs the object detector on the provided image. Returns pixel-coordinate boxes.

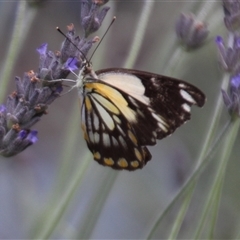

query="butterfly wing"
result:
[80,68,205,171]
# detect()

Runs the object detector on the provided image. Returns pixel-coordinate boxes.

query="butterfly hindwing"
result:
[80,68,205,170]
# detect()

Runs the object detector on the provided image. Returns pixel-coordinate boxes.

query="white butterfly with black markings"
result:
[76,63,205,171]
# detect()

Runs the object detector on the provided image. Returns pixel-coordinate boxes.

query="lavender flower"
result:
[222,73,240,117]
[215,34,240,72]
[81,0,110,37]
[0,0,110,157]
[175,13,209,48]
[223,0,240,31]
[37,24,98,82]
[0,70,61,157]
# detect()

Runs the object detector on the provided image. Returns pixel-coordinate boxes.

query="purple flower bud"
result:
[223,0,240,31]
[215,36,224,45]
[222,74,240,117]
[19,129,27,139]
[215,34,240,71]
[175,13,209,48]
[81,0,110,37]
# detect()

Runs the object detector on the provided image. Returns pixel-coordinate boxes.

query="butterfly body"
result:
[77,65,205,171]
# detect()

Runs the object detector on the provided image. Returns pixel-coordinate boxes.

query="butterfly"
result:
[76,63,206,171]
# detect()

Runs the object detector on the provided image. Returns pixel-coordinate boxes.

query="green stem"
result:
[76,170,118,239]
[54,100,87,194]
[123,0,154,68]
[167,183,195,240]
[146,57,229,240]
[33,152,91,239]
[146,119,231,239]
[208,119,240,239]
[0,1,37,103]
[193,119,238,239]
[196,73,230,167]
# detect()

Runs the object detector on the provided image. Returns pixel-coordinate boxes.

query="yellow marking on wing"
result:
[104,157,114,166]
[131,161,139,168]
[117,158,128,168]
[92,93,120,115]
[85,83,136,122]
[93,152,101,160]
[128,130,138,146]
[81,123,89,142]
[85,96,92,111]
[113,115,121,124]
[134,148,143,161]
[93,100,115,130]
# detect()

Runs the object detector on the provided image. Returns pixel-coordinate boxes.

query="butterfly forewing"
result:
[80,68,205,171]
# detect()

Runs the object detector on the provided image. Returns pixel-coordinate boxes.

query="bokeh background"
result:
[0,1,239,239]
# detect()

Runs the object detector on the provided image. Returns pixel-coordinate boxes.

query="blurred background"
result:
[0,1,239,239]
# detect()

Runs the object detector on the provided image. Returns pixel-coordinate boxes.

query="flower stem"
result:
[0,2,37,103]
[32,152,91,239]
[123,0,154,68]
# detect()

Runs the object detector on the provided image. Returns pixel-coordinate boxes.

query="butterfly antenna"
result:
[88,16,116,62]
[56,26,89,64]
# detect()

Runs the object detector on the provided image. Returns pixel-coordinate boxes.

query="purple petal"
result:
[231,74,240,89]
[215,36,223,44]
[65,57,79,71]
[27,130,38,143]
[37,43,48,55]
[0,105,6,113]
[19,130,27,139]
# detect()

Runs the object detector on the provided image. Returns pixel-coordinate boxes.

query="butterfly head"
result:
[75,59,99,90]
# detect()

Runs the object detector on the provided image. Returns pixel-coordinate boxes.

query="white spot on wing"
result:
[137,109,144,117]
[151,77,159,87]
[152,131,157,137]
[151,111,169,132]
[94,132,100,143]
[151,137,156,143]
[179,83,187,88]
[180,89,196,104]
[81,103,86,126]
[93,113,99,130]
[151,112,168,126]
[89,131,94,143]
[182,103,191,112]
[87,108,92,131]
[117,125,126,136]
[113,115,121,124]
[98,72,150,105]
[128,96,139,107]
[158,122,168,132]
[119,135,127,148]
[92,98,115,130]
[103,133,111,147]
[112,136,118,146]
